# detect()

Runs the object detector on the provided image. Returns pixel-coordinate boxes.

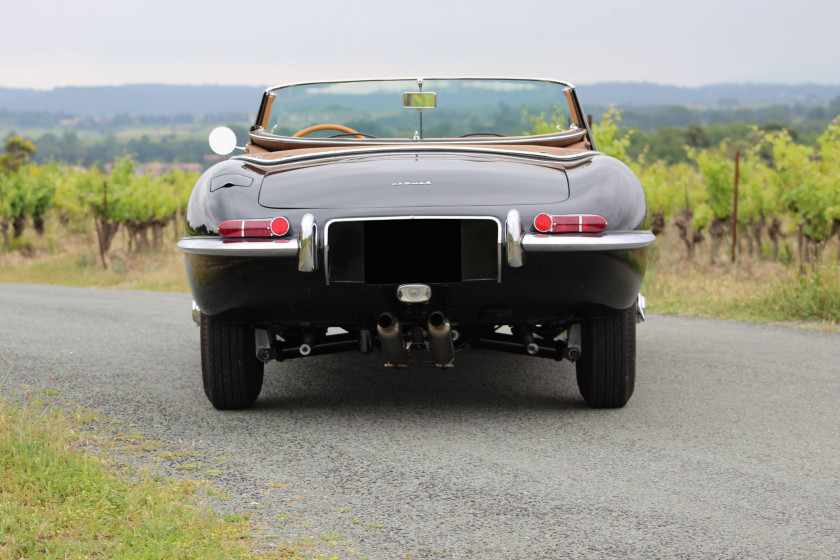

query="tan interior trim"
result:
[248,128,589,153]
[239,144,595,177]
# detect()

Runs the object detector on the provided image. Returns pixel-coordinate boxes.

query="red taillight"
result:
[532,214,608,233]
[534,213,553,232]
[270,217,290,236]
[218,217,290,238]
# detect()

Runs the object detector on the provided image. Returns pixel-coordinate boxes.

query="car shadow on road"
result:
[253,349,589,413]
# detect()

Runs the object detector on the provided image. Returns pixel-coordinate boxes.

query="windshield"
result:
[260,78,575,140]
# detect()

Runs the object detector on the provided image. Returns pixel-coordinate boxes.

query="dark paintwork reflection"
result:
[183,148,650,327]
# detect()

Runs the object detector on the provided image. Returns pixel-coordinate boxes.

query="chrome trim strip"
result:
[497,237,502,283]
[249,129,587,148]
[298,213,317,272]
[323,215,503,284]
[521,232,655,252]
[236,145,598,168]
[505,209,524,268]
[177,237,299,257]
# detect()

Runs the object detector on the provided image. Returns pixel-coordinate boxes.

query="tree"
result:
[0,137,37,249]
[733,138,779,259]
[0,136,36,173]
[770,122,840,265]
[591,106,629,160]
[684,125,711,148]
[687,144,736,263]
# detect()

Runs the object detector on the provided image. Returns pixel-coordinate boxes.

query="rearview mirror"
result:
[403,92,437,109]
[208,126,238,155]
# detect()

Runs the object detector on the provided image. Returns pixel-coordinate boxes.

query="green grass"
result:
[757,267,840,323]
[158,449,202,460]
[643,256,840,327]
[637,227,840,328]
[0,226,190,292]
[174,461,205,471]
[0,245,190,292]
[0,390,332,560]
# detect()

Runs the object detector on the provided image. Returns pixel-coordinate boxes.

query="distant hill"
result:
[576,82,840,107]
[1,82,839,117]
[0,85,267,116]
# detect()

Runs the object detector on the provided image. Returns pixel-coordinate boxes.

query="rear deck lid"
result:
[257,152,570,209]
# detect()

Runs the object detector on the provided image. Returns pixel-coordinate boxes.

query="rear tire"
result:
[200,313,264,410]
[575,305,636,408]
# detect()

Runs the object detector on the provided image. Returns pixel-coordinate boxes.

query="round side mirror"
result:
[208,126,238,155]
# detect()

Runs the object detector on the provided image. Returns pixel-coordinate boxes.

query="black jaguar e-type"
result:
[178,78,653,410]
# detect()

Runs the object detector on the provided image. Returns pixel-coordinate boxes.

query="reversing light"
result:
[218,217,290,238]
[533,214,608,233]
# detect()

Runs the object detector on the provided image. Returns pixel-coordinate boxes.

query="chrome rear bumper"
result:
[177,238,299,257]
[179,225,654,268]
[521,231,655,252]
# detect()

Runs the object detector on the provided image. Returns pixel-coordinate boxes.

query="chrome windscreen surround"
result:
[177,237,300,257]
[263,76,575,94]
[298,213,318,272]
[250,77,597,162]
[505,209,524,268]
[522,231,655,252]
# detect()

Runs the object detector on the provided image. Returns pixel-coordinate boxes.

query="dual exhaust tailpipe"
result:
[427,311,455,368]
[376,311,455,368]
[376,312,408,367]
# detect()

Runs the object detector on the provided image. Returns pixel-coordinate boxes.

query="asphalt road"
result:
[1,283,839,559]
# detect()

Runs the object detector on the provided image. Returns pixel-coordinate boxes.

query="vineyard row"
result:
[2,113,839,266]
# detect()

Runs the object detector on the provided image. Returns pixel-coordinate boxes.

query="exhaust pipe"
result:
[427,311,455,368]
[377,313,408,367]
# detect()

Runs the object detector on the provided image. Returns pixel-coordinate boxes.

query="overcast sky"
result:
[3,0,838,90]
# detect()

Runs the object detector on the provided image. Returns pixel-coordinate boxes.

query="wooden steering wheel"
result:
[292,124,365,139]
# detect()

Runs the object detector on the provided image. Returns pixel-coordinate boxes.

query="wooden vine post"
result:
[731,150,740,264]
